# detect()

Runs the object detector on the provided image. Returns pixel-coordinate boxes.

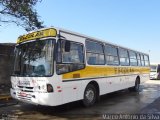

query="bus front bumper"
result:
[10,88,62,106]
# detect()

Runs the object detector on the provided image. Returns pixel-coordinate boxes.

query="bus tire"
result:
[82,84,97,107]
[133,78,140,92]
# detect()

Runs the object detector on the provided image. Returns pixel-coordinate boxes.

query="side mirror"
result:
[64,41,71,52]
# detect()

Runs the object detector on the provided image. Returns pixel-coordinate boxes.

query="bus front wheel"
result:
[82,84,97,107]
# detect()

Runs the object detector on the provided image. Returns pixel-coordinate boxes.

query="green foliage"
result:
[0,0,44,31]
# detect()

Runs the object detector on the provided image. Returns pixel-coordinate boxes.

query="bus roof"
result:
[17,27,149,56]
[57,27,149,56]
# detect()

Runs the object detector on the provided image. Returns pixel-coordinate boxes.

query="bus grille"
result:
[18,86,34,92]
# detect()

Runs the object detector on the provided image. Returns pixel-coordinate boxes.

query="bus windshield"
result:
[13,39,55,77]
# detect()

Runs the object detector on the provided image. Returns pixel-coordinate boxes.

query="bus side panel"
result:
[59,31,86,104]
[98,75,136,95]
[62,80,83,104]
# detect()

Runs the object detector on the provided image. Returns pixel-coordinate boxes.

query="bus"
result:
[150,63,160,79]
[10,27,150,107]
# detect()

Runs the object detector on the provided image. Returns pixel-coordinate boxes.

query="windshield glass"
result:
[150,65,157,72]
[13,39,55,77]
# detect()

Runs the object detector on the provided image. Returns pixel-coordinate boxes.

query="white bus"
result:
[10,27,150,107]
[150,63,160,79]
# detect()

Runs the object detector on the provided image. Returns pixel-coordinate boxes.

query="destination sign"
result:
[17,28,57,43]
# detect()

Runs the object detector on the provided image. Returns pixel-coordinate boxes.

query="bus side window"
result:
[56,39,85,74]
[137,53,142,66]
[119,48,129,66]
[144,55,149,66]
[105,44,119,65]
[129,51,137,66]
[140,54,145,66]
[86,40,105,65]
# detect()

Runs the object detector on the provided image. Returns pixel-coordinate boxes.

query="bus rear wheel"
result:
[129,78,140,92]
[82,84,97,107]
[133,78,140,92]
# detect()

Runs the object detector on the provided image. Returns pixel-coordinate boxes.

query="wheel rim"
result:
[85,88,95,103]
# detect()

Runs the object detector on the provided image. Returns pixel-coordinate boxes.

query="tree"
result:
[0,0,44,31]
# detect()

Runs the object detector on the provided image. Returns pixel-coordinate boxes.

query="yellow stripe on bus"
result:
[62,66,150,80]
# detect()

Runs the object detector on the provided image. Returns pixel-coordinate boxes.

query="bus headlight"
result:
[47,84,54,92]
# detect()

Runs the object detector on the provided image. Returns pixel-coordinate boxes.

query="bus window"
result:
[105,44,119,65]
[119,48,129,66]
[137,53,141,66]
[56,40,85,74]
[140,54,145,66]
[144,55,149,66]
[86,40,105,65]
[13,40,55,77]
[129,51,137,66]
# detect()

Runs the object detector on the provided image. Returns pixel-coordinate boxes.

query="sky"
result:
[0,0,160,63]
